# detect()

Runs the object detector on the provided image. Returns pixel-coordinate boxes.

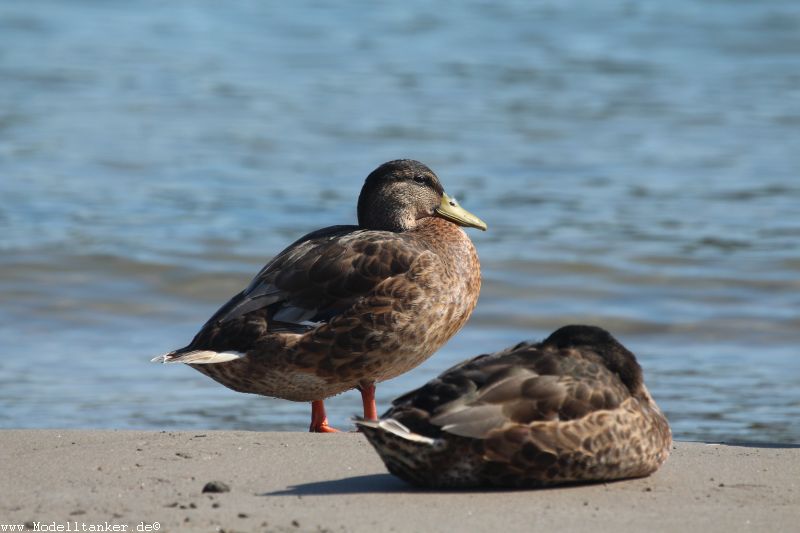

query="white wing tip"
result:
[354,417,436,445]
[151,350,246,365]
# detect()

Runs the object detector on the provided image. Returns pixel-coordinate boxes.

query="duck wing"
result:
[388,344,632,440]
[180,225,424,350]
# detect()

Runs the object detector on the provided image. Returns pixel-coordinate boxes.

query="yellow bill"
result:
[435,193,487,231]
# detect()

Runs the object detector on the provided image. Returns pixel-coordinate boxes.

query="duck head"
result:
[543,325,644,394]
[357,159,487,233]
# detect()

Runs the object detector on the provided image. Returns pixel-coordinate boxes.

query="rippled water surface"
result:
[1,0,799,443]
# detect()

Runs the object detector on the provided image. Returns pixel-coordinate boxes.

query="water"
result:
[1,0,798,443]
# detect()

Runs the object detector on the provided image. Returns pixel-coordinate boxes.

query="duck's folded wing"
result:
[426,350,632,440]
[193,226,422,339]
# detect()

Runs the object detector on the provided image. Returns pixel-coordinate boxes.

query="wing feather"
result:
[178,225,425,353]
[385,345,633,441]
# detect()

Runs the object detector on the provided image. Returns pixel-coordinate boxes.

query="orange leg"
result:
[309,400,339,433]
[358,382,378,420]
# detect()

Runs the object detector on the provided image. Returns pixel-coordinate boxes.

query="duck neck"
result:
[412,217,480,280]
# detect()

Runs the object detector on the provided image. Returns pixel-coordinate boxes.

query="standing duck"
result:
[153,160,486,432]
[356,325,671,487]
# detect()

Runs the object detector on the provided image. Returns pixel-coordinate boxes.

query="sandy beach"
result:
[0,431,797,533]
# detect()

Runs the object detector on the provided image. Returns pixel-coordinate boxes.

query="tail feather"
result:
[353,417,436,445]
[150,350,246,364]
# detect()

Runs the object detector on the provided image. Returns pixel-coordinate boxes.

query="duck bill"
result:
[435,193,487,231]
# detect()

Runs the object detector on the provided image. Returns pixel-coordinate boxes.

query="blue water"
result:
[1,0,799,443]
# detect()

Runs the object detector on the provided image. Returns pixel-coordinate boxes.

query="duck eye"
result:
[413,175,427,184]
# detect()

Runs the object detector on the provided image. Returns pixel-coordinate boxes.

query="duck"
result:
[355,325,671,488]
[153,159,487,432]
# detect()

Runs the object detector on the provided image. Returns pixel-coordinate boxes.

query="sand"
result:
[1,430,797,533]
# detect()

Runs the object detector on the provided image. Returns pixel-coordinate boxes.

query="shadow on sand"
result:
[262,473,615,496]
[702,441,800,449]
[262,474,409,496]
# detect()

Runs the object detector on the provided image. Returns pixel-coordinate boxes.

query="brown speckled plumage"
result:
[154,160,485,430]
[356,325,672,488]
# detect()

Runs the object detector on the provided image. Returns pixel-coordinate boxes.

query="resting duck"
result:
[153,159,486,432]
[356,325,671,487]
